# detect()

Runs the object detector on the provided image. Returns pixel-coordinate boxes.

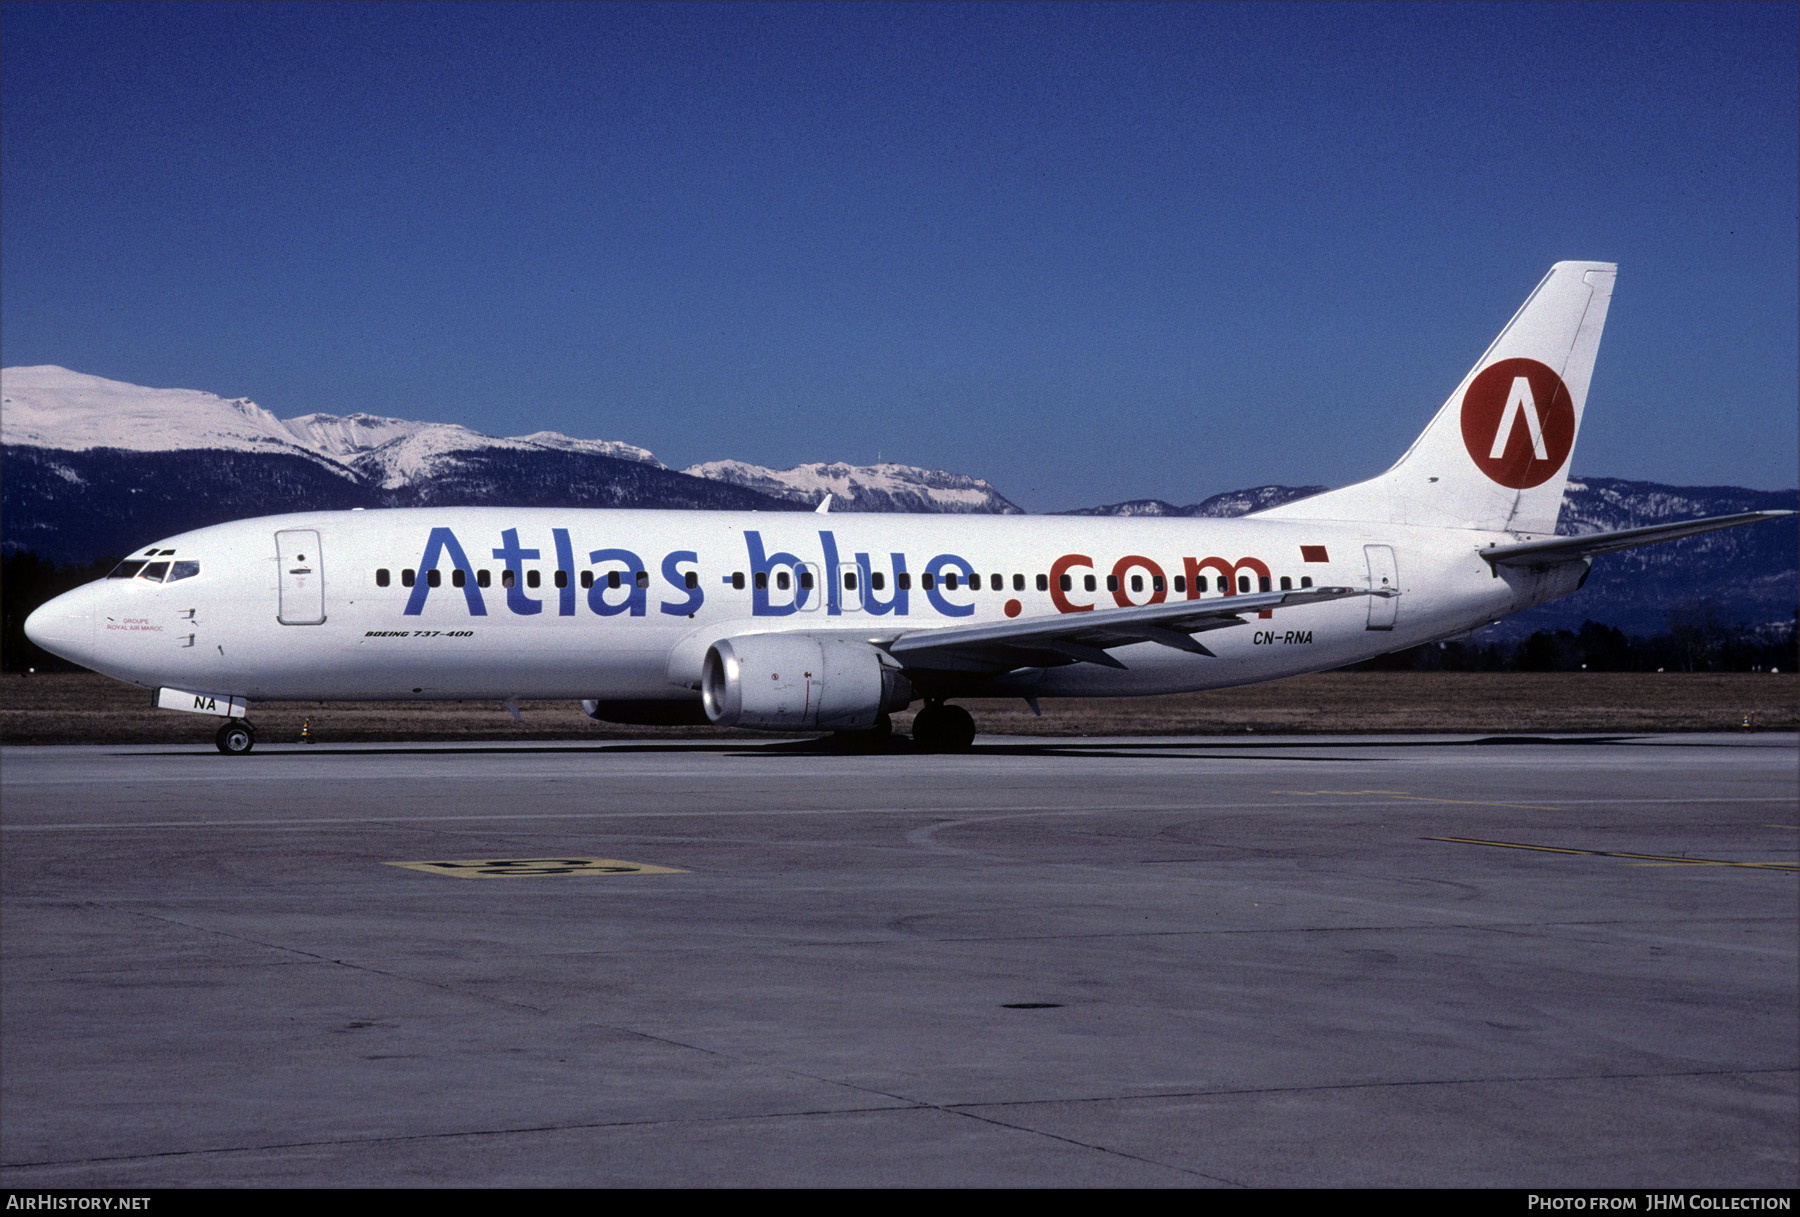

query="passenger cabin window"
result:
[1151,575,1164,593]
[797,571,812,590]
[581,571,594,589]
[635,570,649,588]
[685,571,698,590]
[1130,575,1143,593]
[1174,575,1185,592]
[1035,574,1047,591]
[944,572,959,591]
[376,568,390,587]
[166,561,200,583]
[755,573,767,590]
[1217,576,1228,592]
[1084,575,1097,592]
[428,569,442,587]
[502,570,516,589]
[871,572,885,591]
[1105,574,1118,592]
[1237,575,1250,593]
[1280,576,1292,590]
[921,573,935,590]
[1300,576,1313,588]
[732,572,745,590]
[554,570,568,589]
[478,570,491,587]
[1258,576,1271,593]
[1059,574,1072,591]
[897,573,911,590]
[844,571,857,590]
[776,571,790,591]
[402,569,416,587]
[608,571,621,589]
[526,570,540,589]
[452,569,466,588]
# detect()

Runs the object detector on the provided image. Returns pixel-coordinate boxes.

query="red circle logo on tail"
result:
[1459,358,1575,489]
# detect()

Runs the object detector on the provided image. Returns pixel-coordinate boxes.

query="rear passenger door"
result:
[1363,544,1397,630]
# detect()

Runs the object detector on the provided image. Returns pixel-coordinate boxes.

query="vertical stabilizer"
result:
[1257,261,1615,534]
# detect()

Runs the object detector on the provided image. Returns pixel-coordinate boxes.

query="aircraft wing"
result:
[886,585,1373,672]
[1480,511,1795,568]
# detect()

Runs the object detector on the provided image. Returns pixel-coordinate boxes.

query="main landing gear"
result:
[215,719,256,755]
[911,702,975,754]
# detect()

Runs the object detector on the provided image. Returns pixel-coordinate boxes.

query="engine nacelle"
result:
[701,636,912,731]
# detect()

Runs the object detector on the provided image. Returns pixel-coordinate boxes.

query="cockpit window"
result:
[166,560,200,582]
[140,562,170,581]
[107,560,147,579]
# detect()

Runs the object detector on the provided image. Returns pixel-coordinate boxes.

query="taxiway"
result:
[2,733,1795,1187]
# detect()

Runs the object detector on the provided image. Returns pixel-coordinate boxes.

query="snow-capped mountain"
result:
[1,366,668,487]
[1513,477,1797,638]
[280,411,666,490]
[0,366,802,562]
[683,459,1022,514]
[1061,485,1329,519]
[1,365,339,466]
[2,367,1016,510]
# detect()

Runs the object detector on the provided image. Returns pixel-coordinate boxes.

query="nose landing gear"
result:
[910,702,975,753]
[215,720,256,755]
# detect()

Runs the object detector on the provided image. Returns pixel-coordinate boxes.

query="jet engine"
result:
[701,635,912,731]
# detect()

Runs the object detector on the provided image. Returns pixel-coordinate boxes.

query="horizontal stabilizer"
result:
[1480,511,1795,568]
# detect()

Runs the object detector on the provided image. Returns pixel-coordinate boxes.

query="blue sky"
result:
[4,2,1795,510]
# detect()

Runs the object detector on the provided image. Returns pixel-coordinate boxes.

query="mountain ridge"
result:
[4,366,1793,639]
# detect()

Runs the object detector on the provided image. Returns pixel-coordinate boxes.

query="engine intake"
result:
[701,636,912,730]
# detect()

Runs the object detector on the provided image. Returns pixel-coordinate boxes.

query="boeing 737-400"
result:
[23,262,1794,752]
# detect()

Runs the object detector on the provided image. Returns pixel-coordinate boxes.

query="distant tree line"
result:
[1346,609,1798,674]
[3,550,120,672]
[3,549,1796,675]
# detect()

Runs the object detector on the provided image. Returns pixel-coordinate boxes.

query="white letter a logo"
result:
[1489,375,1549,461]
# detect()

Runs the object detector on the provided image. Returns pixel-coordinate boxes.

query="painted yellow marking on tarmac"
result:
[1428,837,1799,872]
[1276,789,1562,811]
[386,857,686,879]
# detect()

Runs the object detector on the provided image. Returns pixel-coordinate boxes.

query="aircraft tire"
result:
[911,704,946,753]
[215,720,256,756]
[913,704,974,753]
[940,704,976,752]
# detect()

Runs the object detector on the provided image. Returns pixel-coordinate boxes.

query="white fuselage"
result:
[32,507,1585,705]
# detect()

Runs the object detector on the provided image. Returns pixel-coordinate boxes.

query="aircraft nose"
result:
[24,586,98,667]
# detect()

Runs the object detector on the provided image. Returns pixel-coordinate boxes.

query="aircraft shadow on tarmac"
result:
[129,733,1696,762]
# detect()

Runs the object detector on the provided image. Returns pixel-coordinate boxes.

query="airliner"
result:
[23,262,1793,753]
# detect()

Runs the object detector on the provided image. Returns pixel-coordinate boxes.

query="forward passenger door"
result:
[276,530,326,625]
